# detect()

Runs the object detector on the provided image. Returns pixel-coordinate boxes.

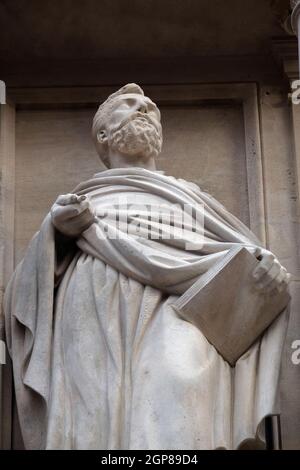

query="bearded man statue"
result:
[4,83,290,450]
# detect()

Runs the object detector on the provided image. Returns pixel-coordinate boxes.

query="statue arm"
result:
[51,193,96,286]
[196,184,291,294]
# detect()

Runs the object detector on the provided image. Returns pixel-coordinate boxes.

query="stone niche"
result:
[2,79,299,450]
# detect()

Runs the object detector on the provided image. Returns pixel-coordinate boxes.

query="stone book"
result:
[172,246,290,366]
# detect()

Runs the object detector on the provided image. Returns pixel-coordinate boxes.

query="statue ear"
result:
[97,130,108,144]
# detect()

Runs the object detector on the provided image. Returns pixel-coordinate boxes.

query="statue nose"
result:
[138,104,147,114]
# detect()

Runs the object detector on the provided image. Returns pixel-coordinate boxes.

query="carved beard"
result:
[109,117,162,159]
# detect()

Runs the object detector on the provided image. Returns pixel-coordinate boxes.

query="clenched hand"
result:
[252,247,291,294]
[51,193,96,238]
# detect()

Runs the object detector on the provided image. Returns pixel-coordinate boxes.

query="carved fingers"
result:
[252,247,291,294]
[55,193,87,206]
[51,193,96,238]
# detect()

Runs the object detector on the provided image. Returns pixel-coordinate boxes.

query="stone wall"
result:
[0,77,299,449]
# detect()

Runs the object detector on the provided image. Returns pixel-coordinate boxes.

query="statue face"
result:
[98,93,163,161]
[107,93,161,131]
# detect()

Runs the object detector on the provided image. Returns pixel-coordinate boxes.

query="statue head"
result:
[92,83,163,168]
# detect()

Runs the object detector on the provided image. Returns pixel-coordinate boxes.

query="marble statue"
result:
[4,84,290,450]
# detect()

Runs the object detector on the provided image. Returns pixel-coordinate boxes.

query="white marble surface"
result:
[4,85,290,449]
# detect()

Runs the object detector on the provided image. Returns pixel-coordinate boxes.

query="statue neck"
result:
[106,150,157,171]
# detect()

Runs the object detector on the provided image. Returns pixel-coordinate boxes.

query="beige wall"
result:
[15,109,101,263]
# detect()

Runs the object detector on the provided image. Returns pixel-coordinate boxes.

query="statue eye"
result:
[123,98,136,107]
[117,102,131,111]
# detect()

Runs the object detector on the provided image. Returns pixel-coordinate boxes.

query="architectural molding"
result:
[0,102,15,450]
[0,56,286,89]
[272,38,299,82]
[270,0,294,35]
[291,0,300,33]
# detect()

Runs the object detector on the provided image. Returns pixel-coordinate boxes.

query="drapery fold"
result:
[4,168,289,449]
[75,168,260,294]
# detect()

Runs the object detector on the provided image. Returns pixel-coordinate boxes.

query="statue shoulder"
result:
[176,177,202,194]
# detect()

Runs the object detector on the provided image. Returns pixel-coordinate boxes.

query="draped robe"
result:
[4,168,289,450]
